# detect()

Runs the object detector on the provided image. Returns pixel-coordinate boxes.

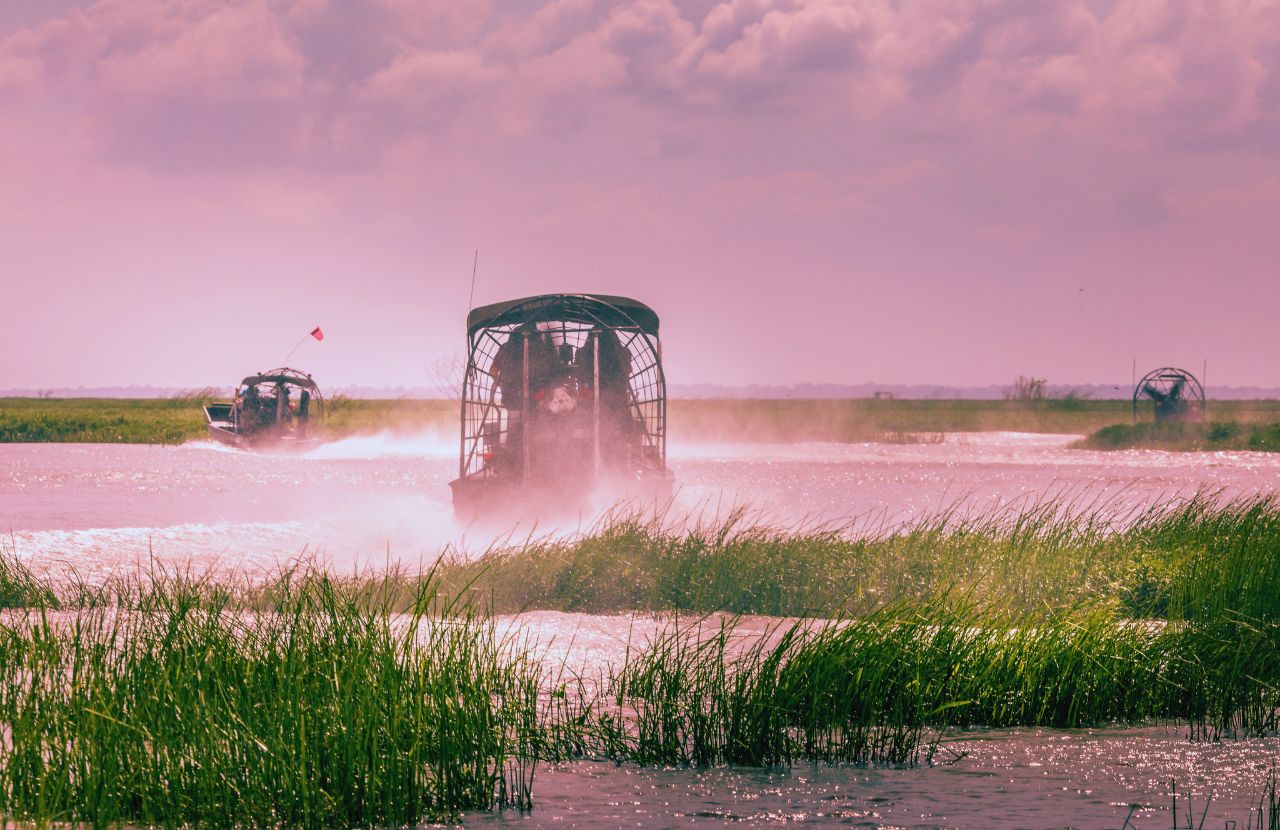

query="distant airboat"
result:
[203,367,324,450]
[449,294,673,520]
[1133,367,1204,423]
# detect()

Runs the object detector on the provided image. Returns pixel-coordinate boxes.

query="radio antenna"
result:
[468,250,479,311]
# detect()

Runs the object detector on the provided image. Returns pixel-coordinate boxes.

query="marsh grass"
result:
[432,493,1280,623]
[0,565,543,827]
[9,396,1280,446]
[0,546,57,609]
[436,489,1280,759]
[319,397,454,436]
[5,497,1280,825]
[576,601,1279,770]
[1079,420,1280,452]
[586,601,1280,769]
[669,399,1280,444]
[11,397,1280,445]
[440,494,1280,757]
[0,397,456,444]
[0,397,208,443]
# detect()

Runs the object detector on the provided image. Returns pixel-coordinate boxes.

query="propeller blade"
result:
[1142,383,1167,402]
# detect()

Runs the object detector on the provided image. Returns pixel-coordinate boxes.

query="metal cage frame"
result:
[456,294,667,484]
[1132,367,1205,423]
[234,366,325,436]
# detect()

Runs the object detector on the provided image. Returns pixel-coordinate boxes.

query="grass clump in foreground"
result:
[452,493,1280,762]
[0,547,58,609]
[592,598,1280,770]
[0,566,543,828]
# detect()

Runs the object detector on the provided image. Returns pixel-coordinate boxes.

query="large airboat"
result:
[449,294,672,519]
[203,367,325,450]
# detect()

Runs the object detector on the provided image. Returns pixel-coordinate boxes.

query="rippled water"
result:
[464,729,1279,829]
[3,433,1280,828]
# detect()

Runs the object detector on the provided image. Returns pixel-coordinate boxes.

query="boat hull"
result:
[207,423,250,449]
[204,415,323,453]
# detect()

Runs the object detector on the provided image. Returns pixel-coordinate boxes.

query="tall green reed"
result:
[435,492,1280,621]
[0,564,543,828]
[0,544,57,609]
[589,601,1183,768]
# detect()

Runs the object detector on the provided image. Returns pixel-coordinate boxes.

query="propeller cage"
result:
[1133,367,1205,423]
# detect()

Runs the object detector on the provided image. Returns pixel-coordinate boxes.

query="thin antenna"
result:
[282,333,309,367]
[468,250,479,311]
[1203,358,1208,414]
[1132,358,1137,424]
[282,326,322,367]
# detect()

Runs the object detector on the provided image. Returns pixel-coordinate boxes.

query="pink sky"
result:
[2,0,1278,390]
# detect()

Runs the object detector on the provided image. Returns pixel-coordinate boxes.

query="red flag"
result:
[310,327,324,341]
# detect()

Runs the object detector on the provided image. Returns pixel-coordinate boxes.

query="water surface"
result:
[6,432,1279,571]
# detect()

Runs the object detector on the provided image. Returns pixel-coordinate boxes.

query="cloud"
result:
[499,0,696,102]
[93,2,305,101]
[694,0,889,81]
[0,0,1277,169]
[1089,0,1278,150]
[363,50,500,105]
[0,52,42,93]
[285,0,493,83]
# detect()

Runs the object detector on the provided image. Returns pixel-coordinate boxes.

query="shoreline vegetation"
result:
[1076,420,1280,452]
[4,396,1280,449]
[4,496,1280,824]
[0,396,456,444]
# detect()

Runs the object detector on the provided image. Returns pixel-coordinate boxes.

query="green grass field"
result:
[5,396,1280,446]
[671,397,1131,441]
[0,396,455,444]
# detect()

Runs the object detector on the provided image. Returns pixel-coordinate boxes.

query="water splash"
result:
[302,429,456,460]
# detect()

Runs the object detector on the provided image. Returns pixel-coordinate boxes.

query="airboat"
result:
[1133,367,1205,423]
[203,367,325,450]
[449,294,673,520]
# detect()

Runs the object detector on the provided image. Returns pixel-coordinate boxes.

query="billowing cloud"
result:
[3,0,1277,165]
[694,0,889,82]
[2,1,1279,389]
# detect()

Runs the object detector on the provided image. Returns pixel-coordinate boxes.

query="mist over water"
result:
[301,428,457,460]
[6,431,1280,575]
